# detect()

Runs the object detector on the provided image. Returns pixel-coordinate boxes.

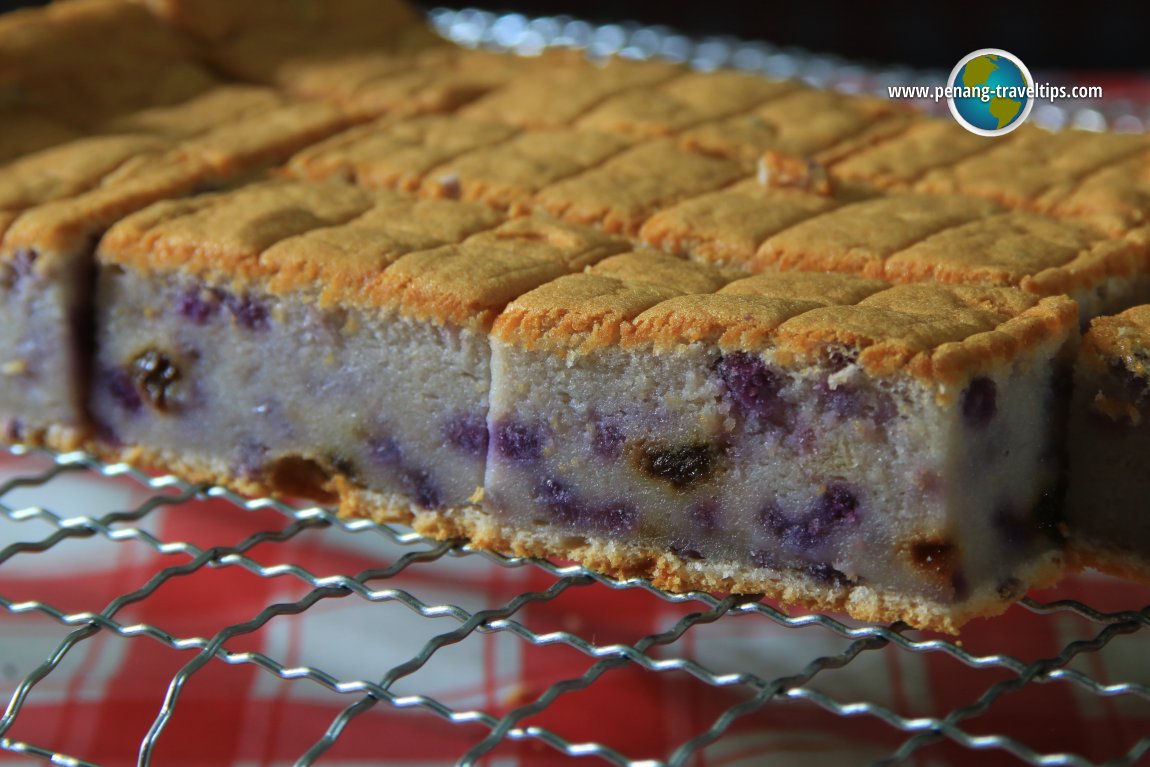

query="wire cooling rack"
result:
[4,8,1150,767]
[2,443,1150,767]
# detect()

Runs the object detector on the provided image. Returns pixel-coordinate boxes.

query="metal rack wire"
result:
[2,443,1150,767]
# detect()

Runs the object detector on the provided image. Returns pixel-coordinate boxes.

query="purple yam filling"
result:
[367,435,442,508]
[962,377,997,428]
[443,413,489,459]
[715,351,791,430]
[493,419,547,462]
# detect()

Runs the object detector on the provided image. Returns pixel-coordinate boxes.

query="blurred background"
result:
[3,0,1150,70]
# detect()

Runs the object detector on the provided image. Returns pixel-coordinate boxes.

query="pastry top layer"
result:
[0,134,173,215]
[677,87,916,163]
[493,251,735,352]
[99,180,375,281]
[497,257,1078,386]
[574,70,798,138]
[99,85,286,139]
[1083,305,1150,372]
[0,0,217,126]
[136,0,440,86]
[533,139,749,236]
[98,179,630,328]
[757,194,1146,300]
[458,55,684,129]
[286,115,519,192]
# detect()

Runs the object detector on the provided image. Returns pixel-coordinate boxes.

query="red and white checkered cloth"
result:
[1,451,1148,767]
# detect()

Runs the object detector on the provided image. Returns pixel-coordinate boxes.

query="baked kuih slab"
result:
[0,94,363,449]
[486,257,1079,632]
[1066,306,1150,582]
[92,179,628,511]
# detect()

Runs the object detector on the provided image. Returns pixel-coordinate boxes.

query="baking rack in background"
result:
[3,8,1150,766]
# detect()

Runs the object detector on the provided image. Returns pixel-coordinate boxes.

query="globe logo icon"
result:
[947,49,1034,136]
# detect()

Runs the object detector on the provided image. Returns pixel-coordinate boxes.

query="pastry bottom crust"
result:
[77,443,1066,634]
[1067,538,1150,585]
[341,487,1065,636]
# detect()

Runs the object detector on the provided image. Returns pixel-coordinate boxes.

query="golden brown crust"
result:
[260,194,504,307]
[533,140,748,236]
[419,129,636,211]
[0,0,217,127]
[678,87,916,163]
[830,118,993,189]
[176,100,362,177]
[916,126,1148,209]
[97,179,375,284]
[1083,304,1150,366]
[637,178,867,268]
[492,251,732,351]
[0,134,173,215]
[99,85,285,138]
[0,110,83,165]
[138,0,439,86]
[1067,538,1150,585]
[1038,149,1150,236]
[575,70,798,138]
[619,278,1077,386]
[286,115,519,192]
[338,491,1066,635]
[381,216,630,328]
[458,55,685,129]
[3,153,214,266]
[756,194,1003,278]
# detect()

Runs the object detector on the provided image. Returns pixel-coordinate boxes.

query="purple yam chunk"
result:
[591,418,625,460]
[226,293,270,331]
[962,377,997,428]
[814,484,860,528]
[0,248,38,290]
[820,382,895,425]
[105,368,143,414]
[593,502,639,536]
[368,435,402,466]
[494,420,545,461]
[716,352,791,429]
[804,562,853,588]
[178,285,223,325]
[758,484,861,554]
[400,467,441,509]
[236,441,270,479]
[443,413,488,459]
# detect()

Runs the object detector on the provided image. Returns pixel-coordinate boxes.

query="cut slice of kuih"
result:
[487,257,1079,632]
[1066,305,1150,582]
[92,178,628,511]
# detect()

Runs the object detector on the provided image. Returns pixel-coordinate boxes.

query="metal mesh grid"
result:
[3,9,1150,766]
[2,444,1149,767]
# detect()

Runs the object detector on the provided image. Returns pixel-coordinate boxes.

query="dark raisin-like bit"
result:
[908,539,958,578]
[996,577,1023,600]
[635,442,719,490]
[131,350,182,412]
[961,376,997,428]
